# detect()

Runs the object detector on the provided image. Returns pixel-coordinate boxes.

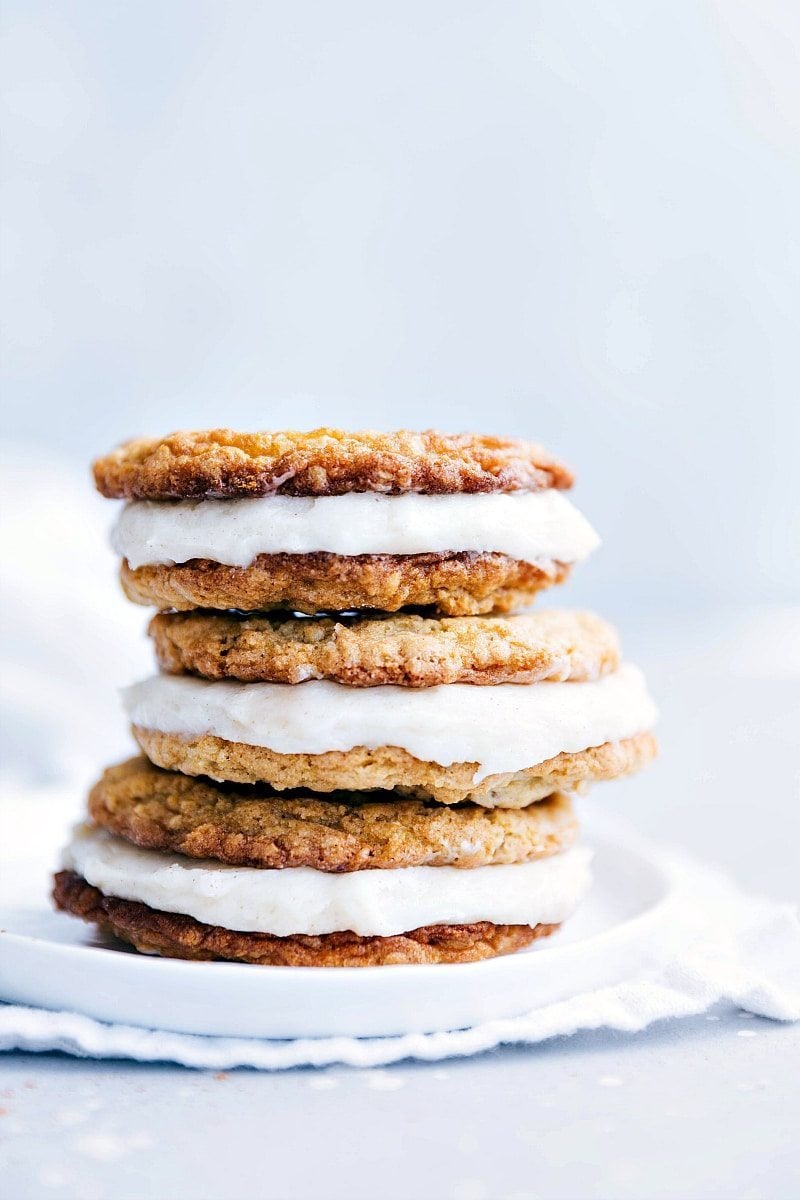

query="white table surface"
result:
[1,607,798,1200]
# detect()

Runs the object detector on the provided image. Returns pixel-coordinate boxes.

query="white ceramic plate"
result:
[0,795,675,1039]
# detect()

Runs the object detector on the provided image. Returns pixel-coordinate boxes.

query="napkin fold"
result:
[2,845,798,1070]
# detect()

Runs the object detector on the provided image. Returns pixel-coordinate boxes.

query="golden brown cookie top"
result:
[93,428,573,499]
[88,757,578,871]
[149,609,619,687]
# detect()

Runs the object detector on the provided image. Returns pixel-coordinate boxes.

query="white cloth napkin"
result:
[2,846,798,1070]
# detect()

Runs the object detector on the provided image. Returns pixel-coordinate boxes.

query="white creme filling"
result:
[123,663,657,783]
[111,490,601,569]
[63,827,594,937]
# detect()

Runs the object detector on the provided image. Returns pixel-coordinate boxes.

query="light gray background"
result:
[1,4,798,1198]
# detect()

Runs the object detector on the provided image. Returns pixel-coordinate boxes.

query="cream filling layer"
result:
[112,491,600,569]
[63,827,594,937]
[123,664,657,783]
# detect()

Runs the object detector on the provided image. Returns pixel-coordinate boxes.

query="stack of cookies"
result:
[54,429,658,966]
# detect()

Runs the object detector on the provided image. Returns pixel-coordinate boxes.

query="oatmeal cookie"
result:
[53,871,555,966]
[94,428,573,500]
[149,609,619,686]
[88,758,578,870]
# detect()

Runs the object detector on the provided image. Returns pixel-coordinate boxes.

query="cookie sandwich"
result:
[96,428,600,615]
[54,761,587,966]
